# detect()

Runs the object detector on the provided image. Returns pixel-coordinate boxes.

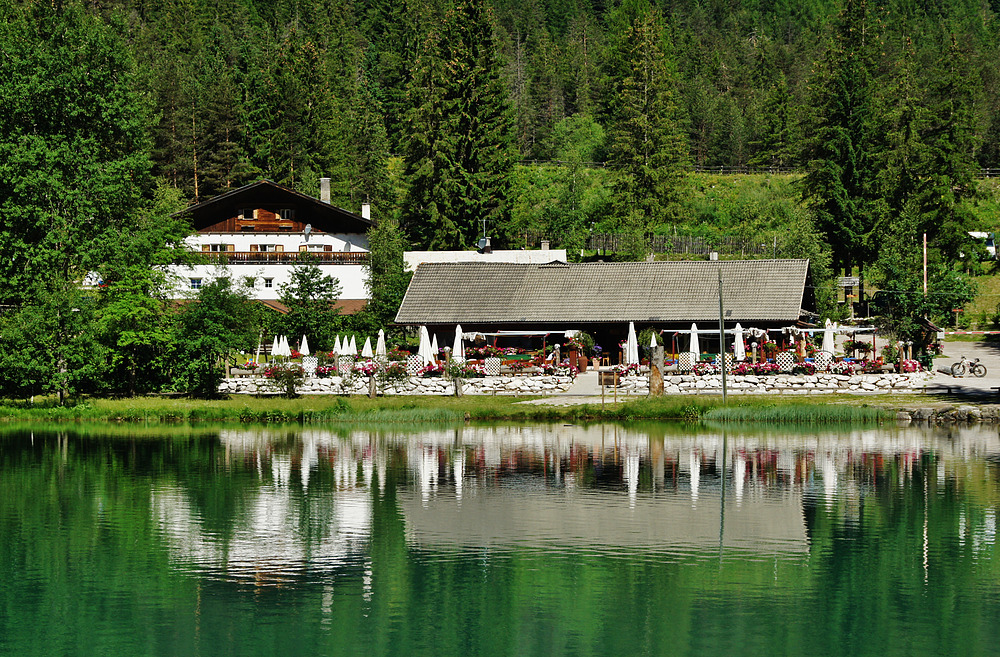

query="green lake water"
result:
[1,422,999,656]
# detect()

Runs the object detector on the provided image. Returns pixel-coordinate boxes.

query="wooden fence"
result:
[587,233,774,257]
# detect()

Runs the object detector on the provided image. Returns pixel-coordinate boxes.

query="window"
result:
[255,244,281,252]
[278,208,294,220]
[264,278,273,289]
[239,208,255,221]
[208,244,233,252]
[190,278,202,289]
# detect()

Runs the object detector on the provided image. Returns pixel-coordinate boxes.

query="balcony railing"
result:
[207,251,369,265]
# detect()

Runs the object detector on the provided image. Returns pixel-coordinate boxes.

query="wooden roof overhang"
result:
[173,180,374,234]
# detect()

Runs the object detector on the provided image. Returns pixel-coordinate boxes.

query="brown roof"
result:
[395,259,811,325]
[173,180,373,234]
[260,299,367,315]
[171,298,367,315]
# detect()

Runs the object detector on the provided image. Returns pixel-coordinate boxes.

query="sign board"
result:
[838,277,860,287]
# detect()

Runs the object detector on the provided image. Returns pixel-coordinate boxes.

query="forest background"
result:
[2,0,999,399]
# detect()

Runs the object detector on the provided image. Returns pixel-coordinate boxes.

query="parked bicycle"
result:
[951,355,987,377]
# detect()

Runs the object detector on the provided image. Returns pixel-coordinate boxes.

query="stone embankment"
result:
[894,406,1000,422]
[617,372,933,395]
[218,374,575,396]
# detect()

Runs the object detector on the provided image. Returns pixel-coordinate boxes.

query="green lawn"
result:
[0,393,906,425]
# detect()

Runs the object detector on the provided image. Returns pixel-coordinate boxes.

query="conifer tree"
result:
[401,0,517,250]
[799,0,885,272]
[606,9,688,234]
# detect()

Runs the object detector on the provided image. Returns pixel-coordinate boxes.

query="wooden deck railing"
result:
[208,252,369,265]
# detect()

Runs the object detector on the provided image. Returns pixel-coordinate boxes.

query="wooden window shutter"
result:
[227,244,235,252]
[324,245,332,252]
[299,245,307,252]
[250,244,259,252]
[276,245,284,253]
[202,245,210,252]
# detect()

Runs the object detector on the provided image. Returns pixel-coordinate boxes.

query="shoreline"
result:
[0,393,995,425]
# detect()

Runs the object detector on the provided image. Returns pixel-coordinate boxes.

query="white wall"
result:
[403,249,567,271]
[166,263,369,300]
[167,230,370,299]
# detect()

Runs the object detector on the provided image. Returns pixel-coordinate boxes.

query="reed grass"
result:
[702,402,891,424]
[0,393,896,425]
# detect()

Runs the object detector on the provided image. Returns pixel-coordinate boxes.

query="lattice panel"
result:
[713,353,734,372]
[678,352,696,372]
[814,351,833,371]
[776,351,795,372]
[302,356,318,377]
[485,357,502,376]
[406,355,423,375]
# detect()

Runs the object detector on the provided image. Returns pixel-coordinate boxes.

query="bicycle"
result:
[951,356,987,377]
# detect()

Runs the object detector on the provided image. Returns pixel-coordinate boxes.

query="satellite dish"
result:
[304,223,312,242]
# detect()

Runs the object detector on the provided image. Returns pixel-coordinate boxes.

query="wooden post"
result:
[649,345,664,396]
[368,374,376,399]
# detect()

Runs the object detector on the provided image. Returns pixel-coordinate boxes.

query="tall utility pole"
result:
[718,268,728,403]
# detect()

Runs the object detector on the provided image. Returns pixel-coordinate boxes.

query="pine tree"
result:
[606,9,689,233]
[748,74,798,168]
[401,0,517,250]
[915,36,979,259]
[799,0,885,271]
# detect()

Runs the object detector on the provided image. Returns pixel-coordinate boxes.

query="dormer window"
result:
[239,208,255,221]
[278,208,294,220]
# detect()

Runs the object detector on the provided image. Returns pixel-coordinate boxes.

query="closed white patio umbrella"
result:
[300,334,310,356]
[431,333,439,357]
[361,337,373,359]
[733,323,746,361]
[271,335,280,360]
[281,335,292,357]
[376,329,387,359]
[345,336,357,356]
[625,322,639,365]
[452,325,466,364]
[689,323,701,357]
[822,318,836,354]
[417,326,434,365]
[334,335,342,354]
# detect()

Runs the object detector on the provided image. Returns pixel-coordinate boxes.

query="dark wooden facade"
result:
[174,180,374,235]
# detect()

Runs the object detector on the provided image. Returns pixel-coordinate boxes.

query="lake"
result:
[1,421,999,656]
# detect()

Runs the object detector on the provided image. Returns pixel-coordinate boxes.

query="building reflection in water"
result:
[150,423,1000,585]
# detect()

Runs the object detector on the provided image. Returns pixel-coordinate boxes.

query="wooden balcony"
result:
[207,251,369,265]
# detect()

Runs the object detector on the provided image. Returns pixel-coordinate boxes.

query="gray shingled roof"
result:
[395,259,810,325]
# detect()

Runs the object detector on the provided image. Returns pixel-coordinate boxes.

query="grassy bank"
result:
[0,394,896,425]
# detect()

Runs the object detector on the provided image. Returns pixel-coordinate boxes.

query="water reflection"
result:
[4,422,1000,657]
[135,423,1000,581]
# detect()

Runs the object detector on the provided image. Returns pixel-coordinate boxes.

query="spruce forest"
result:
[0,0,997,398]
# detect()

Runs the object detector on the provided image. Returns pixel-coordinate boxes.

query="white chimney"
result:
[540,240,550,251]
[361,203,371,220]
[319,178,331,204]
